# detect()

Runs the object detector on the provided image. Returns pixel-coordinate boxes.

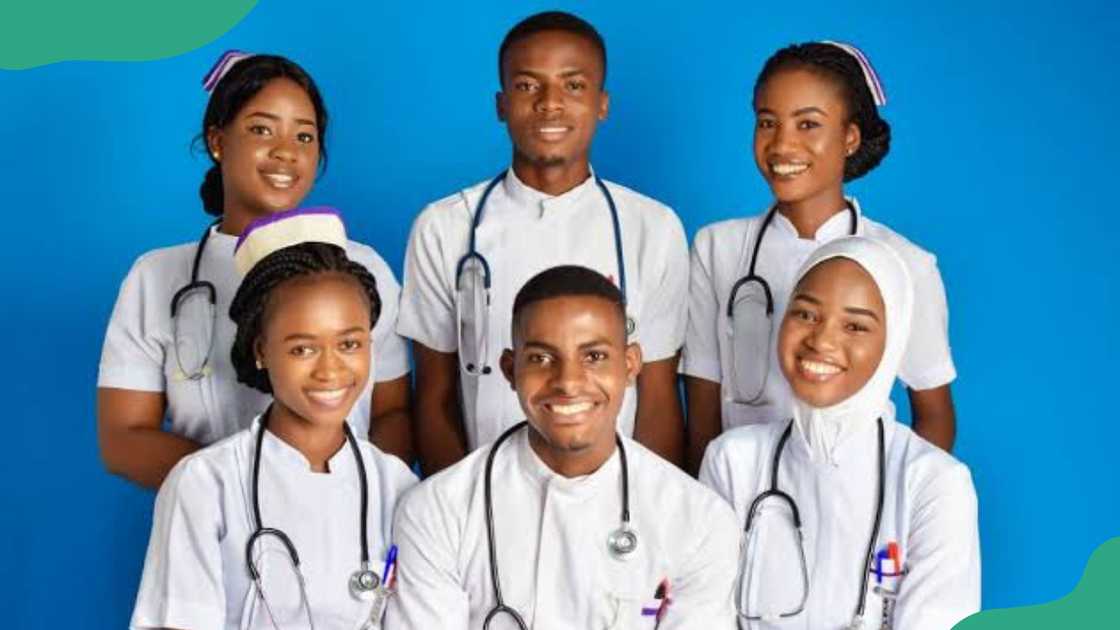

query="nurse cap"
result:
[820,41,887,107]
[233,207,348,276]
[202,49,255,92]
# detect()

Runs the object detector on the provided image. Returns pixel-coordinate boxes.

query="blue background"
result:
[2,0,1117,626]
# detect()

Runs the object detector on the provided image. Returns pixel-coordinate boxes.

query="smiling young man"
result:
[388,266,739,629]
[397,11,689,474]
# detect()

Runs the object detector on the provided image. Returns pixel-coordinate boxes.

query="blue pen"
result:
[381,544,399,583]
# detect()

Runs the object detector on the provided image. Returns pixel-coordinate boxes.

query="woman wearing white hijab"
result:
[700,236,979,629]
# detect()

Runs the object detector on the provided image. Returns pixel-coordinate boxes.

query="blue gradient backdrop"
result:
[1,0,1116,626]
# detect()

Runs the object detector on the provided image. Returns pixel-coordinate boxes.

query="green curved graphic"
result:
[956,536,1119,628]
[0,0,258,70]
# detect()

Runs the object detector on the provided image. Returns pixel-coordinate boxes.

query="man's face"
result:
[501,294,640,471]
[497,30,608,169]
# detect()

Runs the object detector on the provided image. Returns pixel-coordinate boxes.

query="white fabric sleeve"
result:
[363,253,411,382]
[98,256,167,392]
[395,209,458,353]
[384,483,470,630]
[636,209,689,362]
[129,457,226,629]
[898,261,957,390]
[659,494,741,629]
[681,227,723,383]
[891,463,981,630]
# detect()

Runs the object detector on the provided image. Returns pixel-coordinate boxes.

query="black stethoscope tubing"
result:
[749,416,885,623]
[482,421,631,629]
[245,407,371,584]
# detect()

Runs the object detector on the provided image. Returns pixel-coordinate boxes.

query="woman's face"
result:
[255,273,372,429]
[778,257,886,408]
[753,67,860,208]
[207,78,320,224]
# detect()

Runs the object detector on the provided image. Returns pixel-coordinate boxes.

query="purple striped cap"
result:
[821,41,887,107]
[202,50,255,93]
[233,206,348,276]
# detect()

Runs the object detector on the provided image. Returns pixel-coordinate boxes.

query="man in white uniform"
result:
[388,266,740,629]
[397,11,689,474]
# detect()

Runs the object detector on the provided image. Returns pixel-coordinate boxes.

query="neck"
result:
[266,403,347,473]
[527,427,615,478]
[776,188,848,239]
[218,206,256,236]
[511,153,591,196]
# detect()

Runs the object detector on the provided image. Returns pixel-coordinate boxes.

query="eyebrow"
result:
[844,307,880,322]
[245,111,317,127]
[511,67,589,80]
[793,106,827,117]
[522,337,615,352]
[792,293,821,305]
[282,326,366,342]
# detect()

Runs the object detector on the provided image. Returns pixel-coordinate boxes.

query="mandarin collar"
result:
[771,196,864,242]
[500,165,601,218]
[250,415,360,479]
[512,424,621,499]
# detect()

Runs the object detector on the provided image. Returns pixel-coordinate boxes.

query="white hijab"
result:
[787,236,914,463]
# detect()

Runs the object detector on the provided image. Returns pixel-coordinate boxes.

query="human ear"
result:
[500,348,516,390]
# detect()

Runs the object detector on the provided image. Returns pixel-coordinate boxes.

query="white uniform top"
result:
[386,427,741,630]
[397,168,689,448]
[98,226,410,444]
[699,420,980,630]
[681,199,956,429]
[130,417,419,630]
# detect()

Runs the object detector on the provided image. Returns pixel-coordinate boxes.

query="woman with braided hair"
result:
[97,51,413,490]
[683,42,959,473]
[131,208,416,630]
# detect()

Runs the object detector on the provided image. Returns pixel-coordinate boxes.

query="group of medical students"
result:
[97,9,980,630]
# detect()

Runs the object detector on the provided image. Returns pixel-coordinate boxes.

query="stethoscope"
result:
[455,171,629,376]
[738,417,885,628]
[245,407,383,629]
[169,219,223,381]
[724,202,857,405]
[482,421,637,630]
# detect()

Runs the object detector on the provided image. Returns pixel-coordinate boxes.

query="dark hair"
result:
[197,55,329,216]
[753,42,891,181]
[498,11,607,87]
[229,242,380,394]
[511,265,625,335]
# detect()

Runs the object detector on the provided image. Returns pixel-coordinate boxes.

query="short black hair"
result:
[753,42,891,182]
[511,265,626,336]
[229,242,380,394]
[196,54,329,216]
[498,11,607,87]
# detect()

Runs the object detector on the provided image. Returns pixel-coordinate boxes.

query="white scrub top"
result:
[397,168,689,448]
[681,199,957,429]
[98,226,411,445]
[130,417,418,630]
[386,427,741,629]
[699,420,980,630]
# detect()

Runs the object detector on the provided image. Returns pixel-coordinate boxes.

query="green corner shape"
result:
[1,0,259,70]
[956,536,1119,628]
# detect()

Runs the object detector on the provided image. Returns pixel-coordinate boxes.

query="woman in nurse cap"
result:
[130,209,416,630]
[700,236,980,629]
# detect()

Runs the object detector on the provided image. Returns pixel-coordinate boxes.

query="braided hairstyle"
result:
[196,54,329,216]
[229,242,380,394]
[754,43,891,182]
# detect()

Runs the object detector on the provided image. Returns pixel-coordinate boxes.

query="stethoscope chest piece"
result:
[350,565,381,601]
[607,524,638,560]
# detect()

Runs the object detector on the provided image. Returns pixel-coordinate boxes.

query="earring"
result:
[255,359,263,370]
[212,151,221,161]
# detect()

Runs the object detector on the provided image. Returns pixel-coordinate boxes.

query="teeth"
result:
[539,127,568,133]
[307,388,347,403]
[549,401,594,415]
[800,359,841,375]
[263,173,295,187]
[771,163,809,176]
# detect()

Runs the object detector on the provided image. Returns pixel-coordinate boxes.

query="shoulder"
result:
[600,179,683,232]
[706,421,786,466]
[627,438,737,527]
[398,445,487,519]
[860,216,939,276]
[692,216,753,252]
[159,429,248,502]
[124,241,197,279]
[893,424,976,499]
[409,179,489,234]
[358,440,419,492]
[345,240,396,278]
